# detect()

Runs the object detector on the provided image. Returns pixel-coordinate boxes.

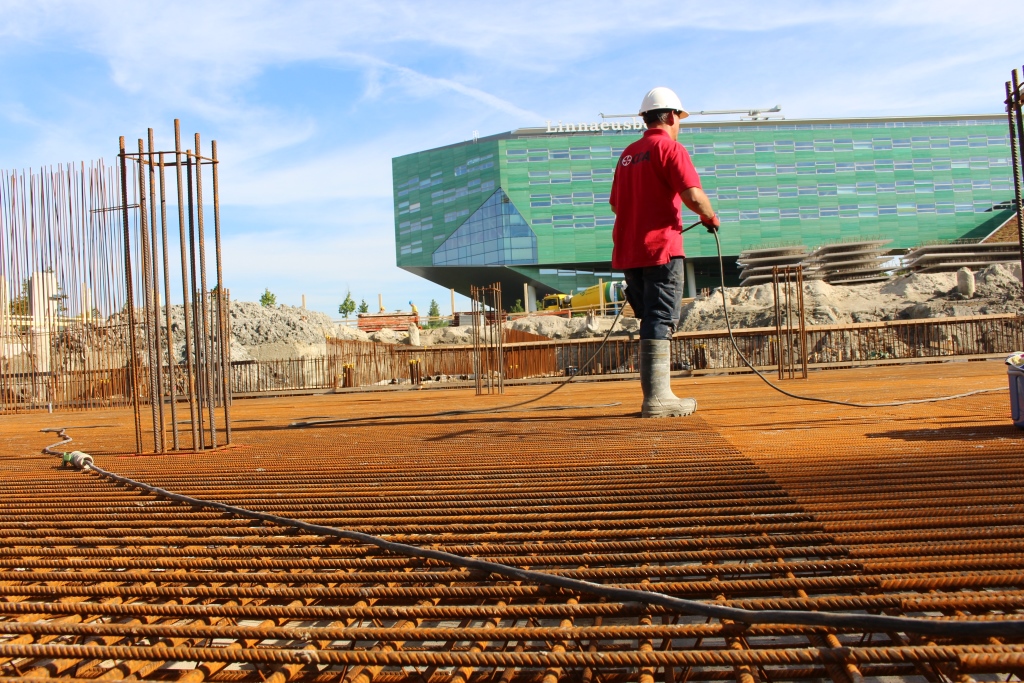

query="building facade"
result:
[393,114,1015,305]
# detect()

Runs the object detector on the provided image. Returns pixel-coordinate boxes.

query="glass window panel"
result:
[433,190,538,266]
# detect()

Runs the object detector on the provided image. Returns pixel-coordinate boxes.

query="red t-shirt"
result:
[609,128,702,269]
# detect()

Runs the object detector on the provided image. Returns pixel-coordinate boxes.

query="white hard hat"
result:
[639,87,689,119]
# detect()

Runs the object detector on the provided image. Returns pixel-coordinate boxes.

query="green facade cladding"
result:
[393,115,1016,299]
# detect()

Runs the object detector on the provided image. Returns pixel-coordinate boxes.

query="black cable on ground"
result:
[44,442,1024,638]
[708,230,1006,407]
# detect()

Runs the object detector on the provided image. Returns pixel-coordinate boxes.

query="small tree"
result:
[8,279,29,316]
[357,299,369,314]
[509,298,524,313]
[426,299,443,328]
[259,288,277,307]
[338,290,356,318]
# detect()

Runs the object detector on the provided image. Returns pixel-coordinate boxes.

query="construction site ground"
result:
[2,359,1023,682]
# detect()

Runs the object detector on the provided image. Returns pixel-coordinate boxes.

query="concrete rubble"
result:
[677,262,1023,331]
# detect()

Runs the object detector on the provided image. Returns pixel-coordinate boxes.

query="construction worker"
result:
[609,87,720,418]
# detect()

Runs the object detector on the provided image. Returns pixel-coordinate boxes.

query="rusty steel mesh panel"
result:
[0,361,1022,681]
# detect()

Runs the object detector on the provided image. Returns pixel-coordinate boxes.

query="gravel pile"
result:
[155,301,338,362]
[228,302,336,346]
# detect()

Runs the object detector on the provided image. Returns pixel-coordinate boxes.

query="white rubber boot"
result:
[640,339,697,418]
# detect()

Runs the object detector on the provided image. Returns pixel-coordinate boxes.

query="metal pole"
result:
[495,283,504,394]
[194,134,217,448]
[174,120,200,450]
[136,138,161,452]
[797,265,808,379]
[118,136,144,453]
[185,148,205,449]
[146,131,167,452]
[772,265,783,380]
[1008,73,1024,289]
[211,140,232,444]
[157,149,179,450]
[784,266,794,380]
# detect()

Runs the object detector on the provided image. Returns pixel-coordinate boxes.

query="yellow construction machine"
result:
[539,282,626,313]
[540,293,569,311]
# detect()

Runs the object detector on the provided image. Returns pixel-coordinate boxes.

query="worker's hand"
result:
[701,213,721,233]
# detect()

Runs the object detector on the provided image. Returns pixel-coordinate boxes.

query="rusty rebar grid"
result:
[1,362,1022,682]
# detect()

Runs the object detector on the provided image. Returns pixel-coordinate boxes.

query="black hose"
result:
[708,230,1004,407]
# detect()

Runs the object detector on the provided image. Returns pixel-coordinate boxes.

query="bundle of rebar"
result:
[0,161,132,412]
[116,121,231,454]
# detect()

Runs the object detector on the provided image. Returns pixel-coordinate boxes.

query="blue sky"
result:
[0,0,1020,316]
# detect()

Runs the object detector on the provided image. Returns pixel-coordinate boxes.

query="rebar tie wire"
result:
[42,428,1024,638]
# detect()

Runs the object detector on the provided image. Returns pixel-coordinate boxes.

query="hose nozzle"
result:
[62,451,94,469]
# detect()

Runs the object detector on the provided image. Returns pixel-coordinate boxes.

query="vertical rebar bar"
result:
[118,137,144,453]
[784,266,794,380]
[494,283,504,394]
[146,131,166,452]
[174,120,200,450]
[185,148,205,449]
[797,265,808,379]
[136,139,160,451]
[1008,73,1024,290]
[195,134,217,448]
[157,150,179,450]
[211,140,232,444]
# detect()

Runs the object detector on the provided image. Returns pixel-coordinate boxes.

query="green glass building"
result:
[392,114,1015,306]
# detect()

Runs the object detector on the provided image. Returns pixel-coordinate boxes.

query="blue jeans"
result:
[623,257,684,340]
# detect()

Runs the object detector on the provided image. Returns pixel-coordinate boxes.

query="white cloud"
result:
[5,1,1014,110]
